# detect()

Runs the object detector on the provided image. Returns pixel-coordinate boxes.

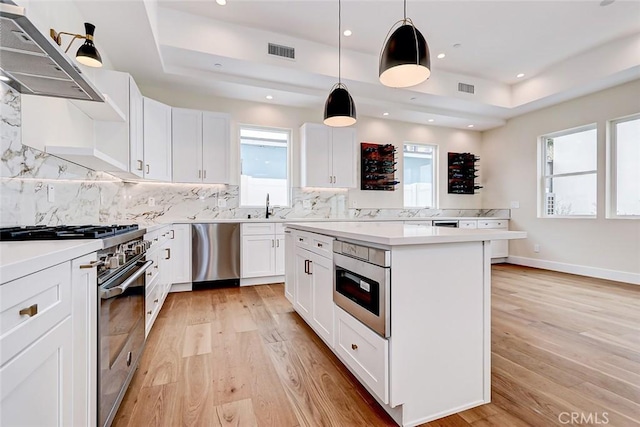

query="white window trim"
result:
[538,123,597,219]
[402,142,438,209]
[607,113,640,219]
[238,123,292,208]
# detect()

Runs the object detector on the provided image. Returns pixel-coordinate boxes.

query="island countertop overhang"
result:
[284,221,526,246]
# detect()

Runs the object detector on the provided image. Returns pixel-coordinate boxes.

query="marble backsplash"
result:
[1,83,508,226]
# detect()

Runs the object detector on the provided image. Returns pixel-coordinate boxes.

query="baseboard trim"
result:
[169,283,192,293]
[507,256,640,285]
[240,275,285,286]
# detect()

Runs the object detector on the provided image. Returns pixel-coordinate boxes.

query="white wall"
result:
[140,84,483,210]
[481,79,640,282]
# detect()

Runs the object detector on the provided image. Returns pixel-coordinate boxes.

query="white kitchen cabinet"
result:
[478,219,509,258]
[301,123,356,188]
[171,225,192,286]
[144,226,173,335]
[240,223,285,285]
[143,97,172,181]
[172,108,230,184]
[293,247,313,322]
[284,230,295,303]
[129,76,145,177]
[310,253,334,346]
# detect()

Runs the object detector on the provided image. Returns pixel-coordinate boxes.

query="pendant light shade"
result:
[75,23,102,68]
[323,0,357,127]
[324,83,357,127]
[379,1,430,88]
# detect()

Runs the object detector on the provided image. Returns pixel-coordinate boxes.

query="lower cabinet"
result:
[283,230,295,303]
[292,231,335,348]
[171,224,192,286]
[240,223,285,285]
[477,219,509,258]
[144,226,173,336]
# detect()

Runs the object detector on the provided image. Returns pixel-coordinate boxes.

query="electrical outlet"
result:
[47,184,55,202]
[148,197,155,207]
[303,200,312,209]
[534,244,540,253]
[510,201,520,209]
[217,199,227,208]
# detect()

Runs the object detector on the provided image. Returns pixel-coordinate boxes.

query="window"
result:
[403,143,437,208]
[610,114,640,217]
[240,126,290,207]
[540,125,597,217]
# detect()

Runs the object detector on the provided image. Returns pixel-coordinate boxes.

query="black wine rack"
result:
[361,142,399,191]
[448,152,481,194]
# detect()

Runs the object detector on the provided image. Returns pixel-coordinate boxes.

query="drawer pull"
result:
[165,248,171,260]
[147,310,153,315]
[154,298,159,303]
[317,243,323,248]
[147,271,153,276]
[351,343,358,350]
[299,238,304,242]
[19,304,38,317]
[126,351,133,367]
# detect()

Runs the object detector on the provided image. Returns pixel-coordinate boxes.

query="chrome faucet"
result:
[265,193,270,219]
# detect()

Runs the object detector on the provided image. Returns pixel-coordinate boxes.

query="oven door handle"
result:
[99,260,154,300]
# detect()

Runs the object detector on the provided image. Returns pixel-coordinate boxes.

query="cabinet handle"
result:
[276,239,280,248]
[146,164,150,174]
[19,304,38,317]
[203,170,207,179]
[154,298,159,304]
[165,248,171,259]
[147,310,153,315]
[198,170,202,179]
[308,260,313,275]
[351,344,358,350]
[170,230,175,239]
[272,239,275,248]
[126,351,132,367]
[317,242,323,248]
[304,259,309,274]
[299,238,304,242]
[137,160,143,171]
[147,271,153,276]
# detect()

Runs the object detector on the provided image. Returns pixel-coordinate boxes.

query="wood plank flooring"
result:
[113,265,640,427]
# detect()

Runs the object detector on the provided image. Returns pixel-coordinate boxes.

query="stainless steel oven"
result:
[96,232,152,427]
[333,240,391,337]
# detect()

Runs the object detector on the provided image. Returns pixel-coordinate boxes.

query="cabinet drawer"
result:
[293,231,311,250]
[274,223,285,234]
[407,221,432,227]
[335,306,389,404]
[477,220,507,229]
[459,220,478,229]
[310,235,333,259]
[0,262,71,365]
[242,223,275,236]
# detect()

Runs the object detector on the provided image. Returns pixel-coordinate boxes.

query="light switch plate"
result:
[510,201,520,209]
[47,184,55,202]
[148,197,155,207]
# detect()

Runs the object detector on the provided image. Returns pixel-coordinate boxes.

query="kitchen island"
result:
[284,222,526,427]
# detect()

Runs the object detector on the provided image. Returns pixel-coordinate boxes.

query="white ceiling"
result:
[73,0,640,130]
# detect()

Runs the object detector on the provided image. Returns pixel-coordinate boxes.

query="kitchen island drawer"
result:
[242,223,275,236]
[477,219,507,229]
[0,262,71,365]
[335,306,389,404]
[459,220,478,229]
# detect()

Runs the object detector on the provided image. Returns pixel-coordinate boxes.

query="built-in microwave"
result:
[333,241,391,337]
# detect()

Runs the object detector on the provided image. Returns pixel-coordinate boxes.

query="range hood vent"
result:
[458,82,475,94]
[268,43,295,60]
[0,1,104,102]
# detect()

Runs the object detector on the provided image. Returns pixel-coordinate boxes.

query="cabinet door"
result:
[310,253,334,347]
[143,97,172,181]
[293,247,312,322]
[171,225,192,284]
[301,123,332,187]
[71,254,97,427]
[275,234,285,276]
[241,235,276,278]
[284,231,295,303]
[1,317,73,427]
[331,127,356,188]
[129,76,144,177]
[172,108,202,183]
[202,112,230,184]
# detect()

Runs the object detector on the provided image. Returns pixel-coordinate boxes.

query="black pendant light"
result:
[324,0,356,127]
[379,0,430,88]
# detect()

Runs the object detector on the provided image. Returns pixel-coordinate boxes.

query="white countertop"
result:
[169,216,509,224]
[0,240,103,284]
[285,222,526,246]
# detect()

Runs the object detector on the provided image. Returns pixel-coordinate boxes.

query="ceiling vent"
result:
[458,82,475,94]
[268,43,295,60]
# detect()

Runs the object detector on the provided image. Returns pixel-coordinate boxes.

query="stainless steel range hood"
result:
[0,0,104,102]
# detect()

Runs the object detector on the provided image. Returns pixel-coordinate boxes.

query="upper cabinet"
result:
[300,123,356,188]
[143,97,172,182]
[172,108,230,184]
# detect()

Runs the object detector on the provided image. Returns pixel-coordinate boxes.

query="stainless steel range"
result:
[0,225,152,427]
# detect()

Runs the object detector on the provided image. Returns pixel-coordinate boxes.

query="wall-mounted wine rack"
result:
[448,152,482,194]
[361,142,399,191]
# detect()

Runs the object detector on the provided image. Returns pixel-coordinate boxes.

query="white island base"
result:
[284,222,526,426]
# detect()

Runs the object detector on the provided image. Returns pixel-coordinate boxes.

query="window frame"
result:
[238,123,292,208]
[538,123,598,219]
[607,113,640,219]
[402,142,438,209]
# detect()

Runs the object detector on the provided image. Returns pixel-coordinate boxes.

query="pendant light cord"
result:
[403,0,407,22]
[338,0,342,84]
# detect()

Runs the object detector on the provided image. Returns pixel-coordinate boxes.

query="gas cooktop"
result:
[0,225,139,241]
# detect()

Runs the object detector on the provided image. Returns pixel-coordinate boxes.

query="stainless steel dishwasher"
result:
[192,223,240,286]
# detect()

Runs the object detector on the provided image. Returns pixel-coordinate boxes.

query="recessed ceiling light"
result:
[600,0,615,6]
[383,112,389,116]
[214,63,222,68]
[0,75,10,82]
[265,95,273,100]
[467,124,474,128]
[437,53,446,59]
[216,0,227,5]
[428,119,435,122]
[516,73,525,78]
[343,30,352,37]
[410,96,417,101]
[453,43,462,48]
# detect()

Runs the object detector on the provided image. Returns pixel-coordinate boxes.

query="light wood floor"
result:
[113,265,640,427]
